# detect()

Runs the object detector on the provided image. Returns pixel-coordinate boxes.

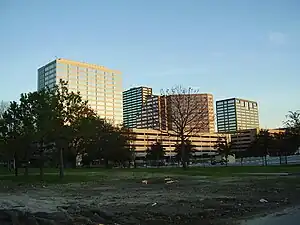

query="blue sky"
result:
[0,0,299,128]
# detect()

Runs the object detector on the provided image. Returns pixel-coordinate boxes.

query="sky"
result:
[0,0,299,128]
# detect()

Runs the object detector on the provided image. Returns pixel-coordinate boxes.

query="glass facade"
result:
[37,58,123,125]
[123,87,152,128]
[216,98,259,133]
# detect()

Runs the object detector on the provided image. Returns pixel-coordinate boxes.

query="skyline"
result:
[1,0,300,128]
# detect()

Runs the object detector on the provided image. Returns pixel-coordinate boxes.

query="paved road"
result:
[241,207,300,225]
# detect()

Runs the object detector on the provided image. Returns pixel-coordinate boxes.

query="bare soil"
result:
[1,175,300,225]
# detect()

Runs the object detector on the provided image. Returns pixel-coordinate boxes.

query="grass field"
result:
[0,164,300,184]
[1,165,300,225]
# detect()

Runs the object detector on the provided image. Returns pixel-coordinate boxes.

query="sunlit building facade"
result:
[37,58,123,125]
[129,128,230,157]
[137,93,215,133]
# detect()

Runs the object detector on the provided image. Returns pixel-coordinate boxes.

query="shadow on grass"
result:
[0,164,300,184]
[0,173,109,184]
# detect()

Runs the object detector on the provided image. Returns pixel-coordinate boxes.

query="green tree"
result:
[250,129,274,166]
[0,117,11,170]
[0,101,9,119]
[284,111,300,152]
[74,117,133,168]
[1,101,23,176]
[146,142,165,166]
[273,131,298,164]
[174,140,195,166]
[49,80,95,178]
[214,137,233,166]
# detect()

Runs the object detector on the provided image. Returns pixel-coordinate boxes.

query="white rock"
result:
[259,198,268,203]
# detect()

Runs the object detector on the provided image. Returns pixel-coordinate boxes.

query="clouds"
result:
[268,31,287,45]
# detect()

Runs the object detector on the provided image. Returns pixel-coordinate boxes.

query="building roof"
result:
[216,97,258,103]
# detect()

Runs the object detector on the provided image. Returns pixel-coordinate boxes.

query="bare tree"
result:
[162,86,211,168]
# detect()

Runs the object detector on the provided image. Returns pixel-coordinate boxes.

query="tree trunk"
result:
[40,150,44,181]
[59,148,64,178]
[240,157,243,166]
[15,166,18,177]
[14,154,18,177]
[264,155,267,166]
[7,160,11,172]
[24,165,29,177]
[225,155,228,167]
[24,151,29,177]
[285,153,288,164]
[181,141,187,169]
[279,154,282,165]
[105,159,109,169]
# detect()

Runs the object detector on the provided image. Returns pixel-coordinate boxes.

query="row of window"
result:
[44,63,56,72]
[216,99,235,105]
[68,85,118,92]
[59,64,117,75]
[123,98,144,104]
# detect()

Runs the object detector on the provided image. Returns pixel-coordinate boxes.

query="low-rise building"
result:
[231,128,286,153]
[129,128,230,158]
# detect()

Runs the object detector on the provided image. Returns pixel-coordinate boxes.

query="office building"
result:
[123,87,152,128]
[216,98,259,133]
[128,128,230,158]
[231,128,285,153]
[137,93,215,133]
[136,95,168,130]
[37,58,123,125]
[176,93,215,133]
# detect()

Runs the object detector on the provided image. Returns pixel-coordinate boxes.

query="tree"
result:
[174,140,195,165]
[250,129,273,166]
[0,117,11,170]
[214,137,233,166]
[162,86,209,168]
[49,80,95,178]
[100,126,132,168]
[284,111,300,152]
[146,142,165,166]
[0,101,9,119]
[273,131,298,164]
[1,101,23,176]
[18,93,39,176]
[73,117,133,168]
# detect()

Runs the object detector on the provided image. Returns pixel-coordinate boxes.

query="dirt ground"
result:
[1,175,300,225]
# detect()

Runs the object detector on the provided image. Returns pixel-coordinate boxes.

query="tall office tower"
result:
[123,86,152,128]
[216,98,259,133]
[137,93,215,133]
[37,58,123,125]
[136,95,168,130]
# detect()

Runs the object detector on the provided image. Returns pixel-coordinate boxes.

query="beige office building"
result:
[231,128,286,152]
[37,58,123,125]
[129,128,229,157]
[137,93,215,133]
[136,95,169,130]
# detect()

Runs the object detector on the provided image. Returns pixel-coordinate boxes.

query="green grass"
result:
[0,164,300,184]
